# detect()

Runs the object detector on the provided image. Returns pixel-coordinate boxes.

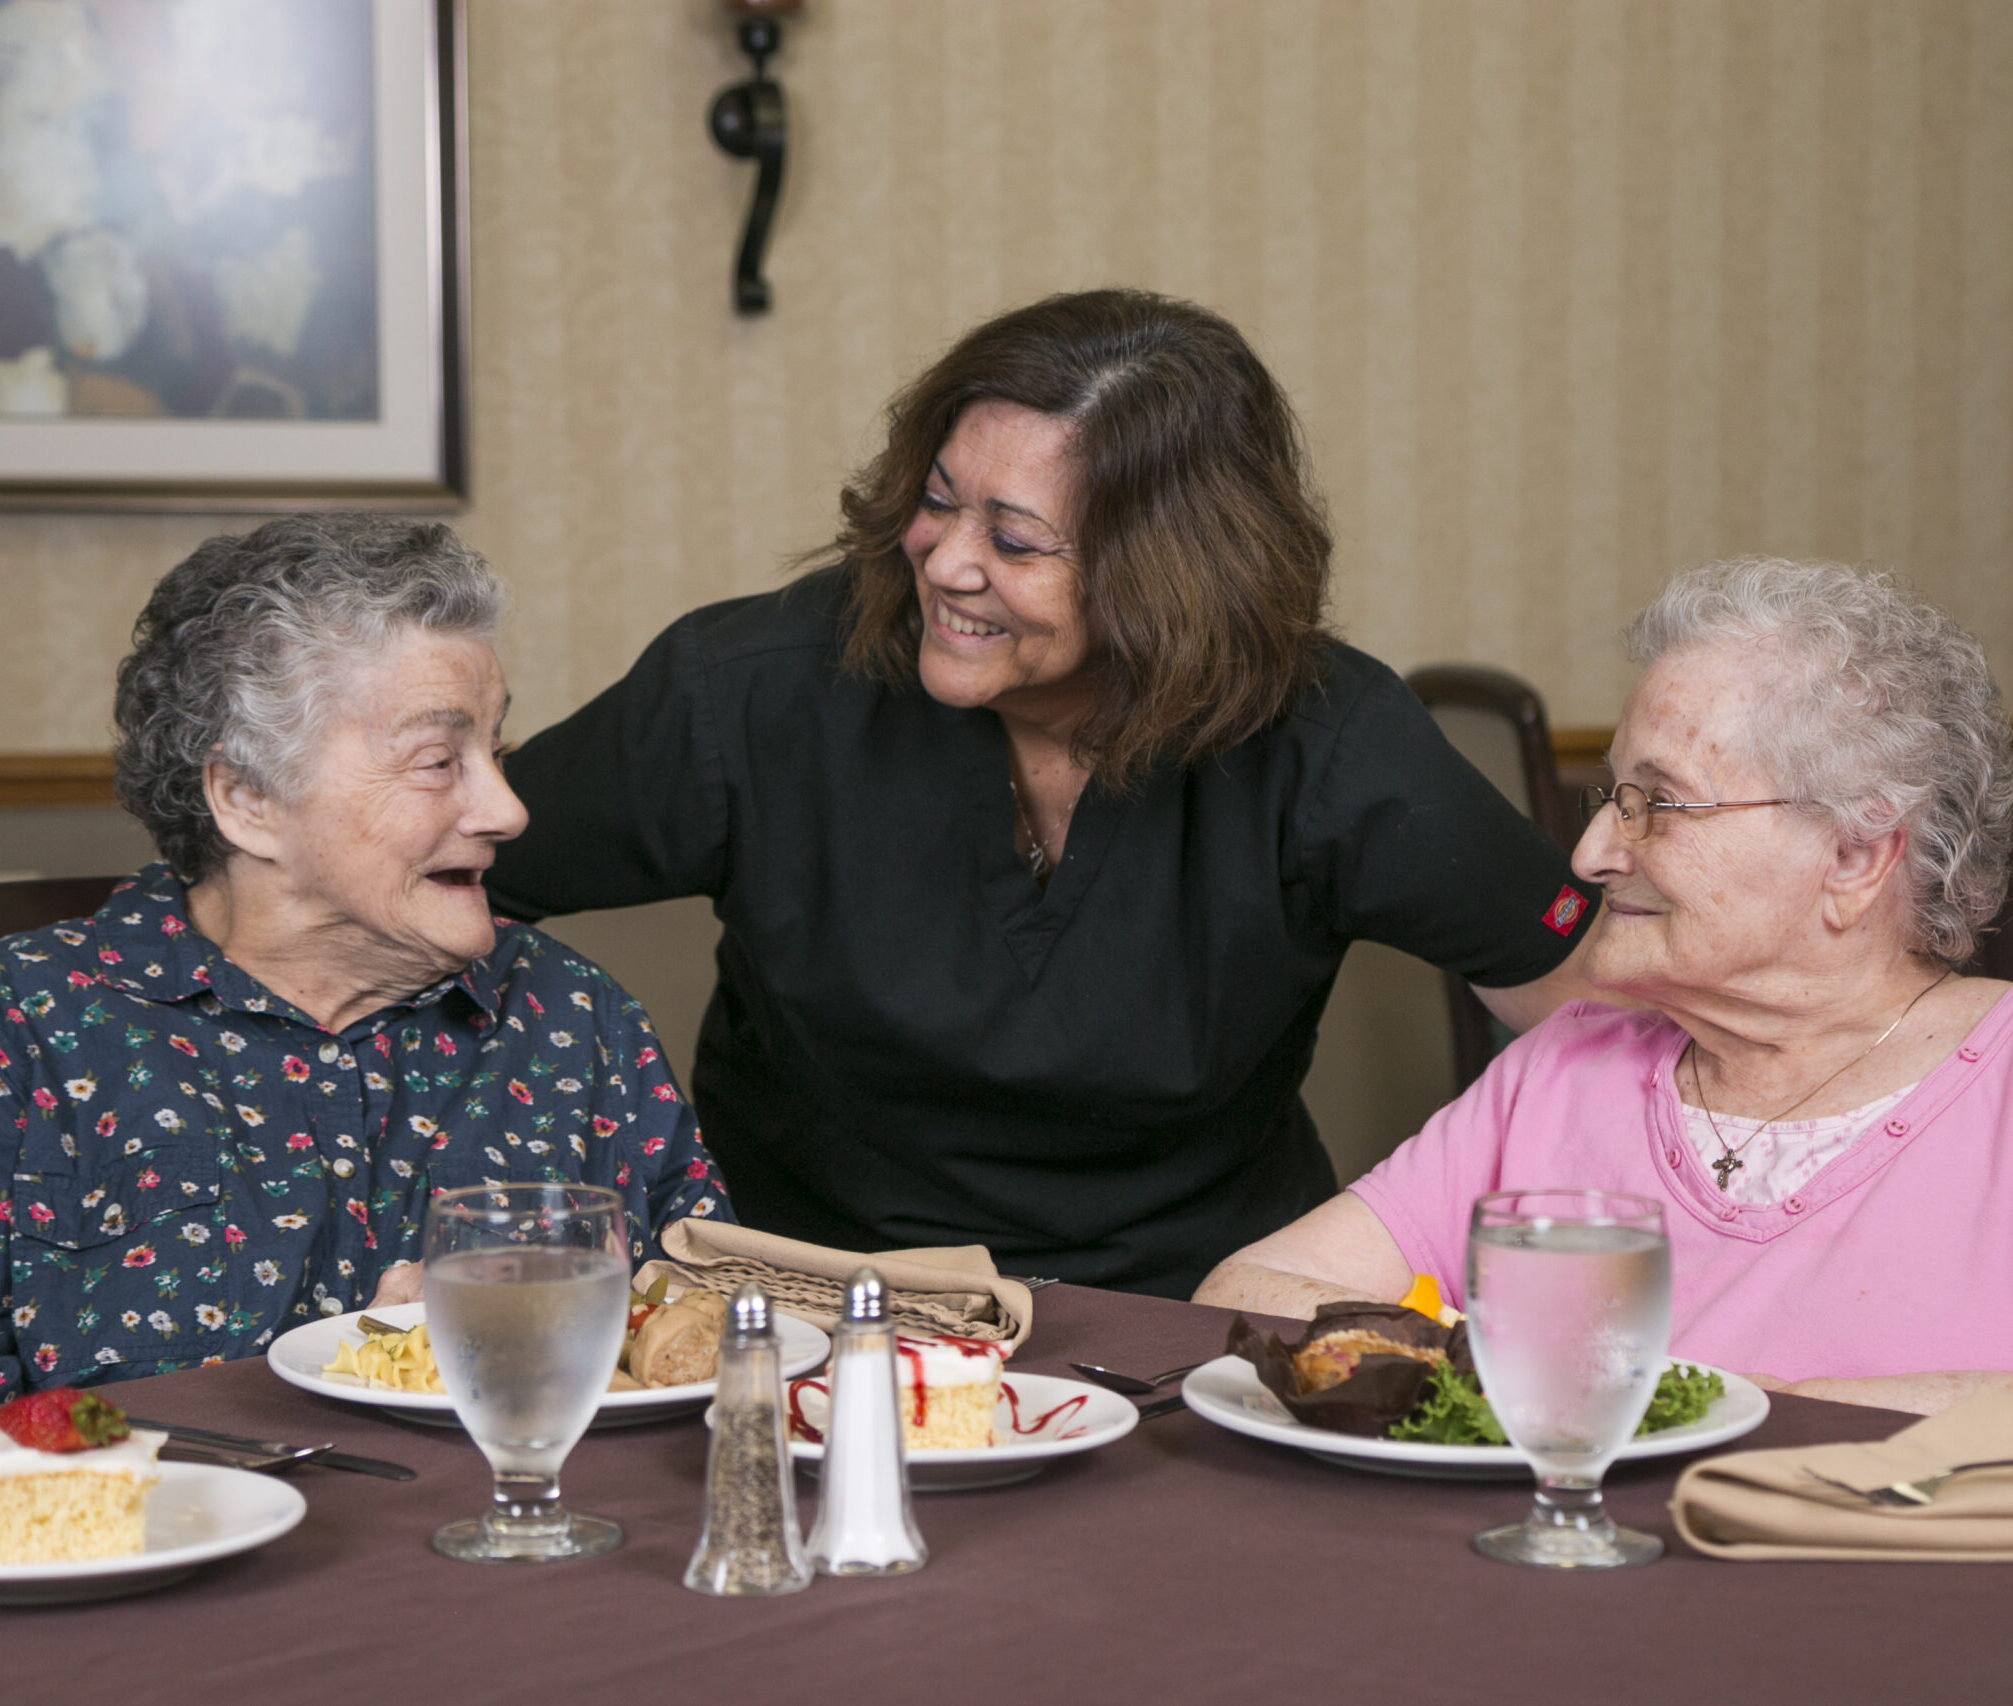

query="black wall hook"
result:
[709,13,791,315]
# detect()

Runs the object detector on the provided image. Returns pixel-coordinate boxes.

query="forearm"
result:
[1192,1260,1381,1319]
[1753,1369,2013,1418]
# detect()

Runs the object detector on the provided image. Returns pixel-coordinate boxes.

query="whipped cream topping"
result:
[0,1427,166,1481]
[895,1336,1003,1389]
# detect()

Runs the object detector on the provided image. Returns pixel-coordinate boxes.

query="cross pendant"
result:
[1712,1153,1743,1190]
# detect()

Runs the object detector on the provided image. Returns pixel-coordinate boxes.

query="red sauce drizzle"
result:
[1001,1379,1088,1438]
[891,1335,999,1428]
[896,1342,929,1428]
[785,1377,826,1444]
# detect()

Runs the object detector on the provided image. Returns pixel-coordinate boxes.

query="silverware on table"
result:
[1805,1457,2013,1507]
[1069,1360,1204,1396]
[125,1416,418,1482]
[1003,1276,1060,1291]
[1136,1394,1188,1422]
[164,1441,335,1471]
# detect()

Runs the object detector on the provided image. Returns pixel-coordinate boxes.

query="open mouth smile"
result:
[425,868,484,890]
[933,598,1008,639]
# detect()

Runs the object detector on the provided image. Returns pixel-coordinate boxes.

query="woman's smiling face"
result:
[1570,642,1837,1008]
[903,400,1095,730]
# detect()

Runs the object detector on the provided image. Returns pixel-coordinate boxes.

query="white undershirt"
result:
[1678,1083,1919,1207]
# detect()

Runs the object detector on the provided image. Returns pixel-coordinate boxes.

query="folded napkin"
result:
[1672,1390,2013,1560]
[640,1220,1034,1353]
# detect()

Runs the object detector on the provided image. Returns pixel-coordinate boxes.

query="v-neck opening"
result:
[1649,985,2013,1240]
[960,710,1118,984]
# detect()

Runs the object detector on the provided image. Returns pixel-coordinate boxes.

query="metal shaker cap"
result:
[842,1267,886,1322]
[730,1279,771,1335]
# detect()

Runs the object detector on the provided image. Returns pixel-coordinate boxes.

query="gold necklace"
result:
[1009,776,1087,881]
[1689,968,1952,1191]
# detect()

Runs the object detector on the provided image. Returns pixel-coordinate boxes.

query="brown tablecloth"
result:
[8,1285,2005,1702]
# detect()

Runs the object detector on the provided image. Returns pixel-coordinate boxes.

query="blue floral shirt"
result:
[0,866,731,1396]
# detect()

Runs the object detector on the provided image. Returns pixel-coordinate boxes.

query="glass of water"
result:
[1465,1189,1672,1569]
[423,1182,630,1563]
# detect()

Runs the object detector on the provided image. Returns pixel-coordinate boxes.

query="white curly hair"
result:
[1625,557,2013,966]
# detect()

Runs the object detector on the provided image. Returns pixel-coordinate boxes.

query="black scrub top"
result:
[489,569,1595,1296]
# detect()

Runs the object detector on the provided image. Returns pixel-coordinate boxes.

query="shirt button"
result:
[330,1157,356,1179]
[1885,1119,1909,1137]
[319,1043,340,1064]
[1665,1148,1681,1168]
[1719,1205,1738,1222]
[1785,1196,1806,1214]
[1958,1046,1980,1063]
[318,1296,344,1316]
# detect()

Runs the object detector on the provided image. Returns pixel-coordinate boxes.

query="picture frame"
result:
[0,0,467,510]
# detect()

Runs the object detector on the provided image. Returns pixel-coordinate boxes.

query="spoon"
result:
[1069,1360,1203,1396]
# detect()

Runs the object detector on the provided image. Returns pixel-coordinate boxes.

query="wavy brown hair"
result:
[828,289,1334,784]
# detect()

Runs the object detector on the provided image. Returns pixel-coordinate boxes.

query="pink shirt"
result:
[1350,994,2013,1381]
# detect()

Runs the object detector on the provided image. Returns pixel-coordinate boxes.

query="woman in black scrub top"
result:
[488,290,1596,1298]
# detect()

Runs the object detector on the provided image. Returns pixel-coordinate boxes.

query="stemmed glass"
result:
[423,1182,630,1562]
[1465,1189,1672,1569]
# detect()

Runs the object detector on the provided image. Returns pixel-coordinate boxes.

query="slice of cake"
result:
[0,1389,164,1565]
[894,1335,1004,1450]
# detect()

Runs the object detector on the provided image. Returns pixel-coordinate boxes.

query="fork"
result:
[1069,1360,1204,1396]
[1805,1457,2013,1506]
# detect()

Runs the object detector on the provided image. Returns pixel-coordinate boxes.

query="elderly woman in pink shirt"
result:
[1197,558,2013,1416]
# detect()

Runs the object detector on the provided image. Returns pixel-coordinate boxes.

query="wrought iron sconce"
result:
[709,0,799,315]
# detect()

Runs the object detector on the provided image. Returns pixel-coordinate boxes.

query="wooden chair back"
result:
[1404,665,1571,1093]
[0,875,123,938]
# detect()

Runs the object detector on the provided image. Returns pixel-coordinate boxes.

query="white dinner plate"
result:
[0,1462,307,1606]
[267,1301,830,1429]
[1181,1356,1769,1480]
[763,1371,1139,1491]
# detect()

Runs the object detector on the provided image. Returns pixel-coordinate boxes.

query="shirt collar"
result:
[88,862,510,1032]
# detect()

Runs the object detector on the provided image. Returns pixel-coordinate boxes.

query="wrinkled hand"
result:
[369,1261,425,1307]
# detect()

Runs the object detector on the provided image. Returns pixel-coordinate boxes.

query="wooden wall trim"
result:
[1549,727,1611,768]
[0,753,118,808]
[0,737,1620,810]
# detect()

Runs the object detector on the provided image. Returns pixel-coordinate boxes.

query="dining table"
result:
[7,1281,2005,1702]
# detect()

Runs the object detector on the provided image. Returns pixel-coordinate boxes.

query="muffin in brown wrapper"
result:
[1227,1301,1475,1437]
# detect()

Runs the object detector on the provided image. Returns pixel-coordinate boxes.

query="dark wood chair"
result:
[1968,885,2013,983]
[1404,665,1572,1093]
[0,875,123,938]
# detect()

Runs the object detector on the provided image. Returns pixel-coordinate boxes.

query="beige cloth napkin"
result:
[1672,1390,2013,1560]
[640,1220,1034,1353]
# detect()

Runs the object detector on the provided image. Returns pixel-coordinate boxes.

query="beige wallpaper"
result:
[2,0,2010,751]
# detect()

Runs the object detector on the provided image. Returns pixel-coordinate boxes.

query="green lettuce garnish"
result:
[1387,1362,1724,1446]
[1387,1363,1507,1444]
[1633,1362,1725,1436]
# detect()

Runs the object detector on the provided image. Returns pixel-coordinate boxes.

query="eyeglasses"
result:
[1578,782,1797,842]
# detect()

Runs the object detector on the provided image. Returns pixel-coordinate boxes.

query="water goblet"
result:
[423,1182,630,1562]
[1465,1189,1672,1569]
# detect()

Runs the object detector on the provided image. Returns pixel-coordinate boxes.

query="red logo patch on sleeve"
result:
[1541,885,1588,936]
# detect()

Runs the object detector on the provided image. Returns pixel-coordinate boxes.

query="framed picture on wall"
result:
[0,0,467,510]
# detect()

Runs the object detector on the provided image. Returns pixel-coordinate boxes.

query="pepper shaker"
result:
[807,1267,927,1576]
[683,1280,814,1596]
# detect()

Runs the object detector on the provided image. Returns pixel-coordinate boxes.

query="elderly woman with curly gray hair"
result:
[1199,558,2013,1416]
[0,515,730,1397]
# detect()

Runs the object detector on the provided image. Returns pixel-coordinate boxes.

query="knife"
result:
[1137,1394,1187,1422]
[124,1416,417,1482]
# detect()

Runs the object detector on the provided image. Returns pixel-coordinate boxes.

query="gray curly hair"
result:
[1626,558,2013,966]
[114,514,503,882]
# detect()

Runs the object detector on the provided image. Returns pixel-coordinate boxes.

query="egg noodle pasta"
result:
[319,1280,729,1394]
[323,1323,447,1394]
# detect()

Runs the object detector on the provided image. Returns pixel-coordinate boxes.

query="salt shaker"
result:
[807,1267,927,1576]
[683,1280,813,1596]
